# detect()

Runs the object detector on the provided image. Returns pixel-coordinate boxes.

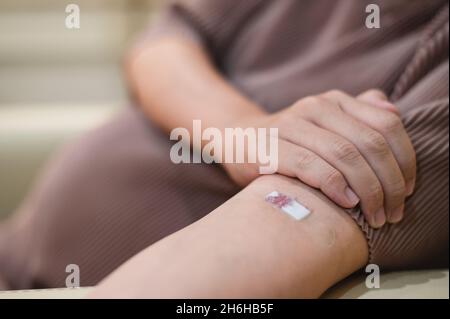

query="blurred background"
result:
[0,0,163,218]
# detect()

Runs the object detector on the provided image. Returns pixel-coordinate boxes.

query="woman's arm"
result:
[90,174,368,298]
[127,37,265,135]
[127,35,416,227]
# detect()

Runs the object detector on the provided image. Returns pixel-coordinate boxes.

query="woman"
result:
[0,0,448,294]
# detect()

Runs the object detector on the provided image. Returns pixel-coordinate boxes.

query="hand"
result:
[223,89,416,228]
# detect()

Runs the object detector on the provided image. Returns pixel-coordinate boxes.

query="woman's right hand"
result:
[223,89,416,228]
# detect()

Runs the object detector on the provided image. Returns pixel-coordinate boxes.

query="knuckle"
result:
[324,89,346,99]
[362,131,390,156]
[332,141,361,163]
[365,183,384,205]
[291,99,304,110]
[387,180,406,202]
[296,150,317,168]
[364,89,386,99]
[300,96,323,107]
[378,113,403,134]
[295,96,326,115]
[323,170,345,188]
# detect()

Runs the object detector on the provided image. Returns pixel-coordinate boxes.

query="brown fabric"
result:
[0,110,239,289]
[0,0,448,289]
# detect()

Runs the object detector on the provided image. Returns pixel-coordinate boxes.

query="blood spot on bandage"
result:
[265,192,292,208]
[265,191,311,220]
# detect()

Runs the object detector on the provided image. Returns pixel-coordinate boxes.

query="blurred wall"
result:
[0,0,162,106]
[0,1,163,218]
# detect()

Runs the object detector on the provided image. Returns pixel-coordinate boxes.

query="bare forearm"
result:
[127,37,265,134]
[91,175,368,298]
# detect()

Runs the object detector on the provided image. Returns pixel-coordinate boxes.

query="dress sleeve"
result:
[136,0,266,60]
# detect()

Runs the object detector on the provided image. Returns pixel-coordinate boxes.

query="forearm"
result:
[91,175,368,298]
[126,37,265,134]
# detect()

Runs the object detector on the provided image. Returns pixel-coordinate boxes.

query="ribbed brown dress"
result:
[0,0,448,289]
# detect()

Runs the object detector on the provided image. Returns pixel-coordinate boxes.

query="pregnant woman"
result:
[0,0,448,296]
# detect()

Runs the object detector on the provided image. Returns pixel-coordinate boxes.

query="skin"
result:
[90,174,368,298]
[95,34,418,298]
[127,37,416,229]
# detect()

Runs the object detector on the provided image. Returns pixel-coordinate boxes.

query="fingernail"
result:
[345,187,360,206]
[389,204,404,223]
[372,208,386,228]
[406,180,415,196]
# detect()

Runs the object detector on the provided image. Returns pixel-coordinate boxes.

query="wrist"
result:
[219,111,272,187]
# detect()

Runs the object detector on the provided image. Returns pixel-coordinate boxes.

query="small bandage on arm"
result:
[265,191,311,220]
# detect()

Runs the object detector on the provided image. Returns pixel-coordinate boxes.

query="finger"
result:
[306,99,406,224]
[324,90,416,199]
[357,89,400,115]
[281,118,386,228]
[276,139,360,208]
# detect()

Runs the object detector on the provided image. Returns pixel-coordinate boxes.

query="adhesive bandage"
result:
[265,191,311,220]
